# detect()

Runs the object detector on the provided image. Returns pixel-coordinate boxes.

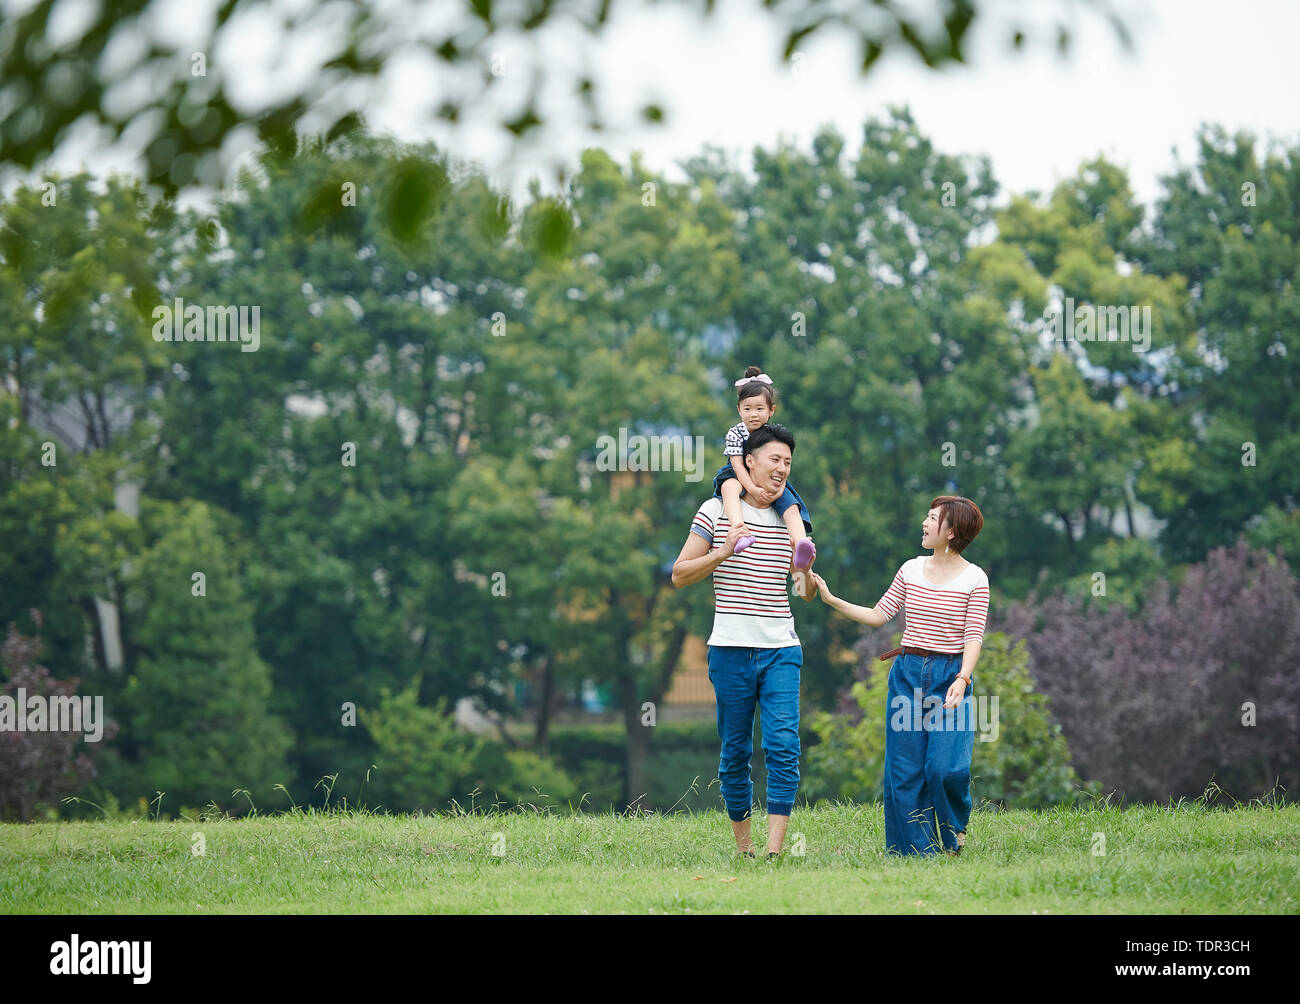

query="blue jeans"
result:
[883,651,974,855]
[712,463,813,535]
[706,644,802,820]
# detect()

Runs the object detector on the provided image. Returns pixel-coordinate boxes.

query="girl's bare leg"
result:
[785,508,815,598]
[721,478,751,540]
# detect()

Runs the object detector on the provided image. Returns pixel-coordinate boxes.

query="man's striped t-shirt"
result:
[874,556,990,653]
[690,497,800,648]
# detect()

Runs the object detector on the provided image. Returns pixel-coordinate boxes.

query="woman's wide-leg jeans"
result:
[883,650,974,855]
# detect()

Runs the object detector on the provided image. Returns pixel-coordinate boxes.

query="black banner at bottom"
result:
[0,912,1290,987]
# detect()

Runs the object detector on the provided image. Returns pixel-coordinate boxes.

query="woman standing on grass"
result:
[810,496,988,857]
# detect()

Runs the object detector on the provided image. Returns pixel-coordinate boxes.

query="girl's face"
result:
[921,507,952,551]
[738,394,774,430]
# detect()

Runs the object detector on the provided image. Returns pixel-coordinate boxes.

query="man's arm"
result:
[672,524,747,588]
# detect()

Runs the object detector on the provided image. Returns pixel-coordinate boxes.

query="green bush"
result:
[545,723,625,774]
[646,749,723,813]
[804,632,1098,809]
[362,679,581,812]
[360,680,484,811]
[572,758,623,809]
[481,749,580,808]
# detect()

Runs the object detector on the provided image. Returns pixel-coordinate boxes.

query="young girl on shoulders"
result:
[715,366,817,588]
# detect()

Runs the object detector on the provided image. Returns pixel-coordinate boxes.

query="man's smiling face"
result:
[744,440,792,501]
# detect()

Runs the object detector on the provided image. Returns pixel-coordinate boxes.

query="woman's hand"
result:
[943,676,968,709]
[812,574,889,626]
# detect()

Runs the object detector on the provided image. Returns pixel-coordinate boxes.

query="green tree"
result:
[1134,126,1300,562]
[993,156,1194,589]
[360,682,486,811]
[143,135,528,793]
[523,147,744,806]
[96,499,293,812]
[0,173,170,672]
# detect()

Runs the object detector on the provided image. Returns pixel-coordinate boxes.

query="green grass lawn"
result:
[2,802,1297,914]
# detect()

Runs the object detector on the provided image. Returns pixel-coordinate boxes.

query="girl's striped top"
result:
[723,422,750,458]
[874,556,990,653]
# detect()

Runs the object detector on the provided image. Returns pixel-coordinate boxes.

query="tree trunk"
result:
[1057,510,1076,554]
[621,620,689,812]
[80,596,107,673]
[534,655,555,755]
[622,676,650,811]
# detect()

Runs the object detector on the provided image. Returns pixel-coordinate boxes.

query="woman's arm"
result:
[944,638,983,708]
[960,575,989,680]
[946,576,989,706]
[809,573,892,627]
[958,638,982,681]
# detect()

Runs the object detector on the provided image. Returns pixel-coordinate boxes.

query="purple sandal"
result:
[794,538,816,570]
[733,535,757,553]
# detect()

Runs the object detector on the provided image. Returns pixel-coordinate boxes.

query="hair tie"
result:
[734,373,774,388]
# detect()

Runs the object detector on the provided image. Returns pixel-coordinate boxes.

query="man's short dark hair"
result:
[743,423,795,460]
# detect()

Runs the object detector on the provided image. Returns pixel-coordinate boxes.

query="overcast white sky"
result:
[475,0,1300,207]
[32,0,1300,212]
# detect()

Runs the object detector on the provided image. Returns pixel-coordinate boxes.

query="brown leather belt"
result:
[879,646,963,661]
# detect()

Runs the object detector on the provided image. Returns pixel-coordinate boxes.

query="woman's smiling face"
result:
[921,507,951,549]
[738,395,773,430]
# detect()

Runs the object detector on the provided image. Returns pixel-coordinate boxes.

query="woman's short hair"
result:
[930,495,984,553]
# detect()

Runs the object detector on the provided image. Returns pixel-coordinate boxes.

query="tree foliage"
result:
[1,0,1128,200]
[3,110,1298,811]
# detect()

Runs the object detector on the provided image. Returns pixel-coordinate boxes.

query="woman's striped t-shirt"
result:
[874,556,990,653]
